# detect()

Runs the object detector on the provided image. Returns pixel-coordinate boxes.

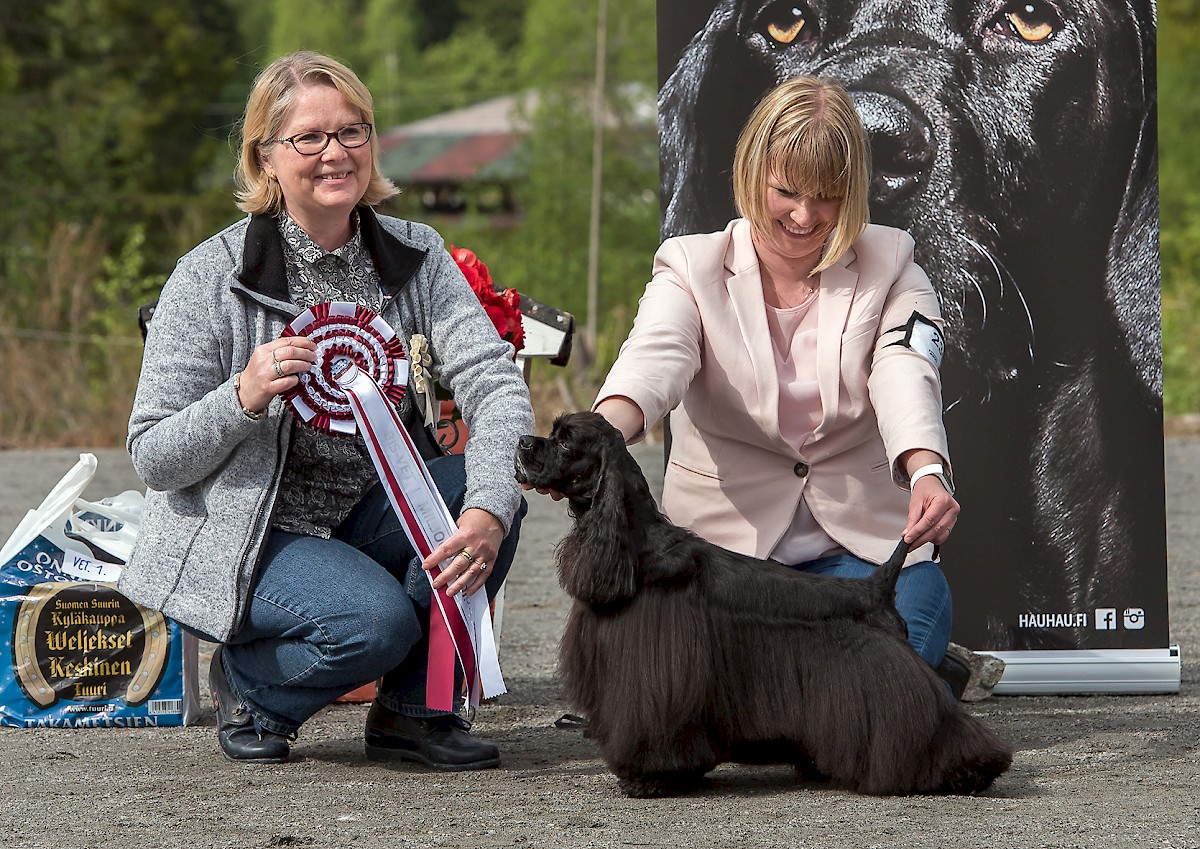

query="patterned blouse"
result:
[271,210,388,538]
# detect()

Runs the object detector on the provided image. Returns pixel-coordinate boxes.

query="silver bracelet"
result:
[234,372,265,421]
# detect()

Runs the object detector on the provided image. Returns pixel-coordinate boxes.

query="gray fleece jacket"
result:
[120,207,533,642]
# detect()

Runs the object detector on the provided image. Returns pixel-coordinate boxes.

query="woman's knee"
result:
[323,584,423,677]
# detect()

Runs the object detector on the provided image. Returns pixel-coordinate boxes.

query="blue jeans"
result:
[219,454,526,736]
[788,553,952,669]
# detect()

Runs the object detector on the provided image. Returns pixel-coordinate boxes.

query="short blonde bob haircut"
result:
[733,76,871,274]
[235,51,398,215]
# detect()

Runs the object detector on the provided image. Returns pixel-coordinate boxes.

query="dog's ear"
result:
[1105,100,1160,403]
[558,416,647,606]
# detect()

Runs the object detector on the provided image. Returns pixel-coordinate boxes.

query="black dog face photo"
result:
[657,0,1166,651]
[518,413,1012,798]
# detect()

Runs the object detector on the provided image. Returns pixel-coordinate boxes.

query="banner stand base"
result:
[982,646,1181,695]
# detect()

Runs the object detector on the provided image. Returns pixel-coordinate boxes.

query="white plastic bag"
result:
[0,454,200,727]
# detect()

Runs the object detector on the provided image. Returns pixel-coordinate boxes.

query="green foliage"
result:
[269,0,363,68]
[1163,196,1200,412]
[1160,0,1200,412]
[511,0,660,383]
[94,224,163,337]
[0,0,242,313]
[518,0,597,86]
[410,27,519,113]
[459,0,529,53]
[0,2,241,227]
[361,0,422,128]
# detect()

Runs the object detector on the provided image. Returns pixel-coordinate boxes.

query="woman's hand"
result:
[424,507,505,597]
[902,477,960,548]
[899,449,959,548]
[235,337,318,414]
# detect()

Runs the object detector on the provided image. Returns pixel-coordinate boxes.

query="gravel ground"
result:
[0,439,1197,849]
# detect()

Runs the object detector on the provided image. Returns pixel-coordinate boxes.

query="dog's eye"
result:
[752,1,815,48]
[995,1,1059,42]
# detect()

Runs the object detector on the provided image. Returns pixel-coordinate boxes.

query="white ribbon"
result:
[336,360,505,706]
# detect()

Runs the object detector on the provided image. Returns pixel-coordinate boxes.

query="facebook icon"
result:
[1095,608,1118,630]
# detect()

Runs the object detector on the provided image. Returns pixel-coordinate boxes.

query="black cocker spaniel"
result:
[516,412,1012,798]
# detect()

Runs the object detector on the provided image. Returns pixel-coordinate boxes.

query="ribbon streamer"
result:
[282,302,505,710]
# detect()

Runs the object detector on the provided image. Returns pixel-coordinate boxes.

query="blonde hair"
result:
[732,76,870,274]
[235,51,398,215]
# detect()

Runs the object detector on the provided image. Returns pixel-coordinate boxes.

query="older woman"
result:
[120,51,532,767]
[593,76,969,692]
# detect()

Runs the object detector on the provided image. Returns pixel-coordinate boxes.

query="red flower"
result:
[451,245,525,354]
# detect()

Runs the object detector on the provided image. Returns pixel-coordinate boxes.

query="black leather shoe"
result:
[210,647,291,764]
[364,702,499,770]
[936,651,971,701]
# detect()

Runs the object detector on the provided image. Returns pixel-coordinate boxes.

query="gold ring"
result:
[477,561,489,572]
[459,549,476,563]
[273,360,284,379]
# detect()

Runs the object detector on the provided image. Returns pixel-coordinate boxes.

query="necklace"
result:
[769,280,819,310]
[752,229,823,308]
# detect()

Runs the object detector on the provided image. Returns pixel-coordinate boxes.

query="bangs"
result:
[770,126,851,200]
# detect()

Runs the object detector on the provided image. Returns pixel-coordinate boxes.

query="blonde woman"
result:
[122,52,532,765]
[594,77,967,692]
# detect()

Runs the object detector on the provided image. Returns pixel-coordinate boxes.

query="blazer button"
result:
[793,461,810,478]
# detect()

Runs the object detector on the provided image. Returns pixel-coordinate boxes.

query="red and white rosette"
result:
[281,301,505,711]
[281,301,409,435]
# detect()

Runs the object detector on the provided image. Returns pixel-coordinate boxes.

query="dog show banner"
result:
[656,0,1178,692]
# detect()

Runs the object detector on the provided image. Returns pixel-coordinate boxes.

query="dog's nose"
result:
[852,91,934,224]
[518,435,536,451]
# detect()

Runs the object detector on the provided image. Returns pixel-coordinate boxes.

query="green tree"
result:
[0,0,243,445]
[511,0,659,380]
[1160,0,1200,412]
[234,0,277,67]
[0,0,242,312]
[268,0,363,68]
[409,26,520,114]
[460,0,529,54]
[361,0,422,128]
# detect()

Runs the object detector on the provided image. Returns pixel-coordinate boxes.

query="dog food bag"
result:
[0,454,199,728]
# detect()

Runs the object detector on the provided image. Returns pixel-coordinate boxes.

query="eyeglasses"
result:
[269,122,373,155]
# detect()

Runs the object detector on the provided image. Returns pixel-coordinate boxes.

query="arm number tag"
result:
[884,311,944,369]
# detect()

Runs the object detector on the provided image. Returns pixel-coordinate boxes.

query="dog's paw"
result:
[616,770,707,798]
[793,757,831,785]
[617,777,670,798]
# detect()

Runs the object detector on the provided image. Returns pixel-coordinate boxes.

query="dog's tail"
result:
[870,538,911,594]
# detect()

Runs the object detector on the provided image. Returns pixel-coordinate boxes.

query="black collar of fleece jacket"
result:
[236,205,428,303]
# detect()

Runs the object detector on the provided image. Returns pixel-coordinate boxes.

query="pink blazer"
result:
[596,219,951,566]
